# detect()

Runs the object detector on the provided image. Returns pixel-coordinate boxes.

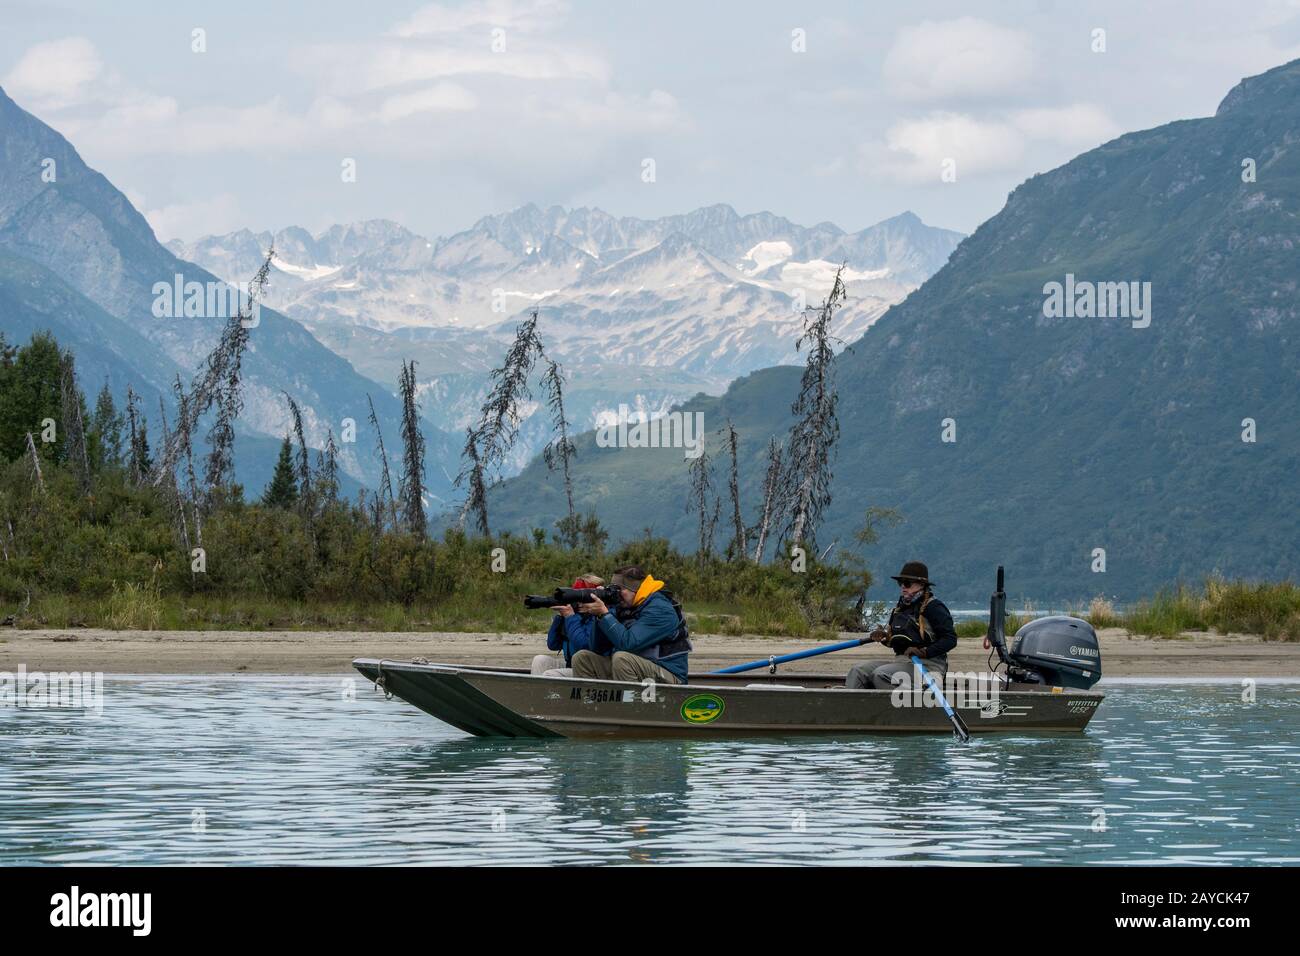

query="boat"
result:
[353,568,1105,739]
[352,658,1103,738]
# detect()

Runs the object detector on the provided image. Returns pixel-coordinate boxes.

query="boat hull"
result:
[353,659,1104,739]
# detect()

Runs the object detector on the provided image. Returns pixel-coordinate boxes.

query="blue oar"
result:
[910,655,971,742]
[710,637,871,674]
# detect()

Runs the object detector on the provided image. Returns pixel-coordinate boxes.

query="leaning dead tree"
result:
[540,356,578,544]
[397,360,427,536]
[58,353,91,494]
[723,421,746,562]
[751,436,785,562]
[456,308,547,535]
[25,433,45,496]
[779,265,847,552]
[366,394,398,530]
[150,246,274,490]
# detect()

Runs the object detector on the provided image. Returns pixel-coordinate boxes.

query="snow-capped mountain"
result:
[170,204,963,472]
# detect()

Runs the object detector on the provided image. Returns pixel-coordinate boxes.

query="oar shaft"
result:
[711,637,869,674]
[910,655,971,742]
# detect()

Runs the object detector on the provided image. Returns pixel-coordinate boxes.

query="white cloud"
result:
[865,112,1025,184]
[391,0,570,37]
[139,192,247,243]
[859,102,1121,185]
[378,83,479,122]
[1010,105,1124,147]
[883,18,1036,102]
[2,36,103,109]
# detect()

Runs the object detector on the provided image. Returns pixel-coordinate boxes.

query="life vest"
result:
[638,590,693,660]
[887,592,934,653]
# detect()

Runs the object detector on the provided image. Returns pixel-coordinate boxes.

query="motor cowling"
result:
[1008,615,1102,689]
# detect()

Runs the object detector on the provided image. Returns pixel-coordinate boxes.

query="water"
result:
[2,677,1297,865]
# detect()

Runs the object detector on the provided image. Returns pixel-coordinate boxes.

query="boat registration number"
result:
[571,687,637,704]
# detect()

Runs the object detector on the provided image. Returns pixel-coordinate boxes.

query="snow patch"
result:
[740,240,793,274]
[275,260,342,280]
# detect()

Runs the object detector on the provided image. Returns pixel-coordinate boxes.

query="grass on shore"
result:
[13,576,1298,643]
[13,591,840,640]
[953,578,1300,642]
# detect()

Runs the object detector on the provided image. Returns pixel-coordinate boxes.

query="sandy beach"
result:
[0,627,1296,677]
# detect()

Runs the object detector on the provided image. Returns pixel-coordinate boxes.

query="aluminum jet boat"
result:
[353,568,1104,739]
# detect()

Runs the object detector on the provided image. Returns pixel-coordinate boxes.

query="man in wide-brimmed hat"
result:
[845,561,958,690]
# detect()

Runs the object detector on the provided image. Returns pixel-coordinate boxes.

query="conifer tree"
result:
[262,435,298,508]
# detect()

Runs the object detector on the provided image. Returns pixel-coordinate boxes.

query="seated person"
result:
[572,566,691,685]
[530,574,610,677]
[846,561,957,689]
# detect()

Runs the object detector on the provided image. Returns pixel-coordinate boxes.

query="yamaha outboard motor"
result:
[1010,616,1102,689]
[985,567,1102,690]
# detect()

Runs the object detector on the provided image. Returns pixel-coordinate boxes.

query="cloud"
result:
[2,36,103,109]
[377,83,479,122]
[860,104,1121,184]
[137,192,248,243]
[883,18,1036,102]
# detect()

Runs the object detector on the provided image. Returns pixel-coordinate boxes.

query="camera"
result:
[522,585,622,611]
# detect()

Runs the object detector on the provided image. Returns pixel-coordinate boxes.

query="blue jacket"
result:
[546,613,610,666]
[594,591,690,683]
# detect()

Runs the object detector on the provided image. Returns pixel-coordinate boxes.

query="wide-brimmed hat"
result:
[890,561,933,586]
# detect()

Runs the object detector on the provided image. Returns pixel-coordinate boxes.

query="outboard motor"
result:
[1010,616,1102,689]
[985,567,1102,690]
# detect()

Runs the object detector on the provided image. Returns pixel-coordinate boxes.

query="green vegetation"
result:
[0,331,877,636]
[954,583,1300,642]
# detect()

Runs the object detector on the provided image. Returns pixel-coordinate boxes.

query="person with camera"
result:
[845,561,957,689]
[572,566,691,685]
[530,574,611,677]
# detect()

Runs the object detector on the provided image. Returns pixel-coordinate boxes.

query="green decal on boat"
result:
[680,693,725,724]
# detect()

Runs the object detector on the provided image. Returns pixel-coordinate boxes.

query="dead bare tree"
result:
[25,433,45,496]
[456,308,547,535]
[282,392,314,518]
[752,436,785,562]
[125,387,150,485]
[458,427,489,535]
[397,360,427,536]
[366,394,398,531]
[723,420,746,561]
[540,356,578,545]
[780,265,847,553]
[171,378,203,547]
[319,428,340,504]
[156,398,193,560]
[686,443,718,565]
[150,247,273,489]
[58,353,91,494]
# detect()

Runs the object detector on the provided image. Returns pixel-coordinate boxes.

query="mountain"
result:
[171,204,963,467]
[0,86,458,502]
[477,59,1300,604]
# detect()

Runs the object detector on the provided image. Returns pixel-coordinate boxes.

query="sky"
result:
[3,0,1299,243]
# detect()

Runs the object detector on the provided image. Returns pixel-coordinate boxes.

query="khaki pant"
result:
[572,649,682,685]
[846,654,948,690]
[530,654,573,677]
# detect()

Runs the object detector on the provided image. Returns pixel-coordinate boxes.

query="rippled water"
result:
[2,677,1297,865]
